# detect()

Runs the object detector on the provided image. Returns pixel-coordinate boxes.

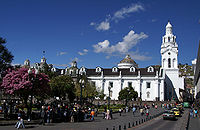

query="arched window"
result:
[130,67,135,72]
[163,58,166,68]
[96,67,101,72]
[112,67,118,72]
[147,66,154,72]
[168,58,171,68]
[147,92,150,98]
[168,37,170,42]
[163,37,165,43]
[173,58,176,68]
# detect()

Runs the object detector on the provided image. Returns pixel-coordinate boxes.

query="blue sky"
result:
[0,0,199,68]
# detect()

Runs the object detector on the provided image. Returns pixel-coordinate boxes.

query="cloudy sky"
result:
[0,0,200,68]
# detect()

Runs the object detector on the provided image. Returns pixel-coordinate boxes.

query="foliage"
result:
[49,75,76,102]
[75,75,99,101]
[178,63,194,89]
[178,63,194,76]
[0,37,13,81]
[98,90,106,100]
[118,86,138,101]
[39,63,56,79]
[0,67,50,101]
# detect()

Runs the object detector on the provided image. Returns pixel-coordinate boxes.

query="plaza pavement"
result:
[0,107,165,130]
[188,113,200,130]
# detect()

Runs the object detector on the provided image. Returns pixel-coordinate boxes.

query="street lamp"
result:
[79,79,84,106]
[28,68,39,121]
[108,86,112,110]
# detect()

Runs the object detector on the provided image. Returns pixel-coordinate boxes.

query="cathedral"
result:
[25,22,185,101]
[61,21,184,101]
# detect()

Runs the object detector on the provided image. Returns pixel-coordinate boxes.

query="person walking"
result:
[119,108,122,116]
[146,108,149,117]
[132,106,136,115]
[106,109,111,120]
[90,109,95,121]
[15,110,25,129]
[194,108,198,118]
[40,106,46,125]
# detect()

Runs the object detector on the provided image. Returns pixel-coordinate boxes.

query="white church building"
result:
[65,21,184,101]
[26,22,185,101]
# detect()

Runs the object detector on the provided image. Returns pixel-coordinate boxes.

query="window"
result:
[96,67,101,72]
[91,81,96,86]
[163,37,165,43]
[147,92,150,98]
[130,67,135,72]
[147,66,154,72]
[168,37,170,42]
[112,67,118,72]
[128,82,132,87]
[168,58,171,68]
[146,82,151,88]
[109,82,113,88]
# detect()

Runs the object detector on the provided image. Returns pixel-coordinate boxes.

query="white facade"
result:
[160,21,184,101]
[63,21,185,101]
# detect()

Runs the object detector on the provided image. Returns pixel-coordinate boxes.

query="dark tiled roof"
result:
[120,69,138,75]
[86,69,101,76]
[103,69,120,76]
[86,67,160,77]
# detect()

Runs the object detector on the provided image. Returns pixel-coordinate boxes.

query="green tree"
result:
[49,75,76,102]
[0,37,13,81]
[75,75,99,103]
[98,90,106,100]
[118,86,138,106]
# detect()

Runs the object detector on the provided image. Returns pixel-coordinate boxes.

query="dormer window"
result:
[61,70,64,75]
[130,67,135,72]
[112,67,118,72]
[147,66,154,72]
[79,67,86,75]
[96,67,101,72]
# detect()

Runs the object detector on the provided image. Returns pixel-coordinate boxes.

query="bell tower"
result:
[161,21,178,69]
[160,21,184,101]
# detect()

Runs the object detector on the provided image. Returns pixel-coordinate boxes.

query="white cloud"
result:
[113,4,144,20]
[57,51,67,56]
[78,49,89,56]
[93,30,148,54]
[93,30,151,61]
[90,3,144,31]
[96,21,110,31]
[90,22,96,26]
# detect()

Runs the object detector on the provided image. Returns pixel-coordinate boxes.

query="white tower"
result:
[161,21,178,69]
[161,21,184,101]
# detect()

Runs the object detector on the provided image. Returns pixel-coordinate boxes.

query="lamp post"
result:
[28,68,39,121]
[79,79,84,106]
[108,86,111,110]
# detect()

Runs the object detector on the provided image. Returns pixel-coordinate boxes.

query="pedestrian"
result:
[146,109,149,117]
[126,106,129,113]
[140,107,144,116]
[110,109,113,119]
[106,110,111,120]
[190,109,193,117]
[15,111,25,129]
[40,106,46,125]
[194,109,198,118]
[119,108,122,116]
[132,106,136,115]
[90,109,95,121]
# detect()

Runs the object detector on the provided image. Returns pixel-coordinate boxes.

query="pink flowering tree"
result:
[1,67,50,107]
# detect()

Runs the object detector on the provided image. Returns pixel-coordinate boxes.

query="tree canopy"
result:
[1,67,50,101]
[0,37,13,81]
[75,75,99,102]
[49,75,76,102]
[118,86,138,102]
